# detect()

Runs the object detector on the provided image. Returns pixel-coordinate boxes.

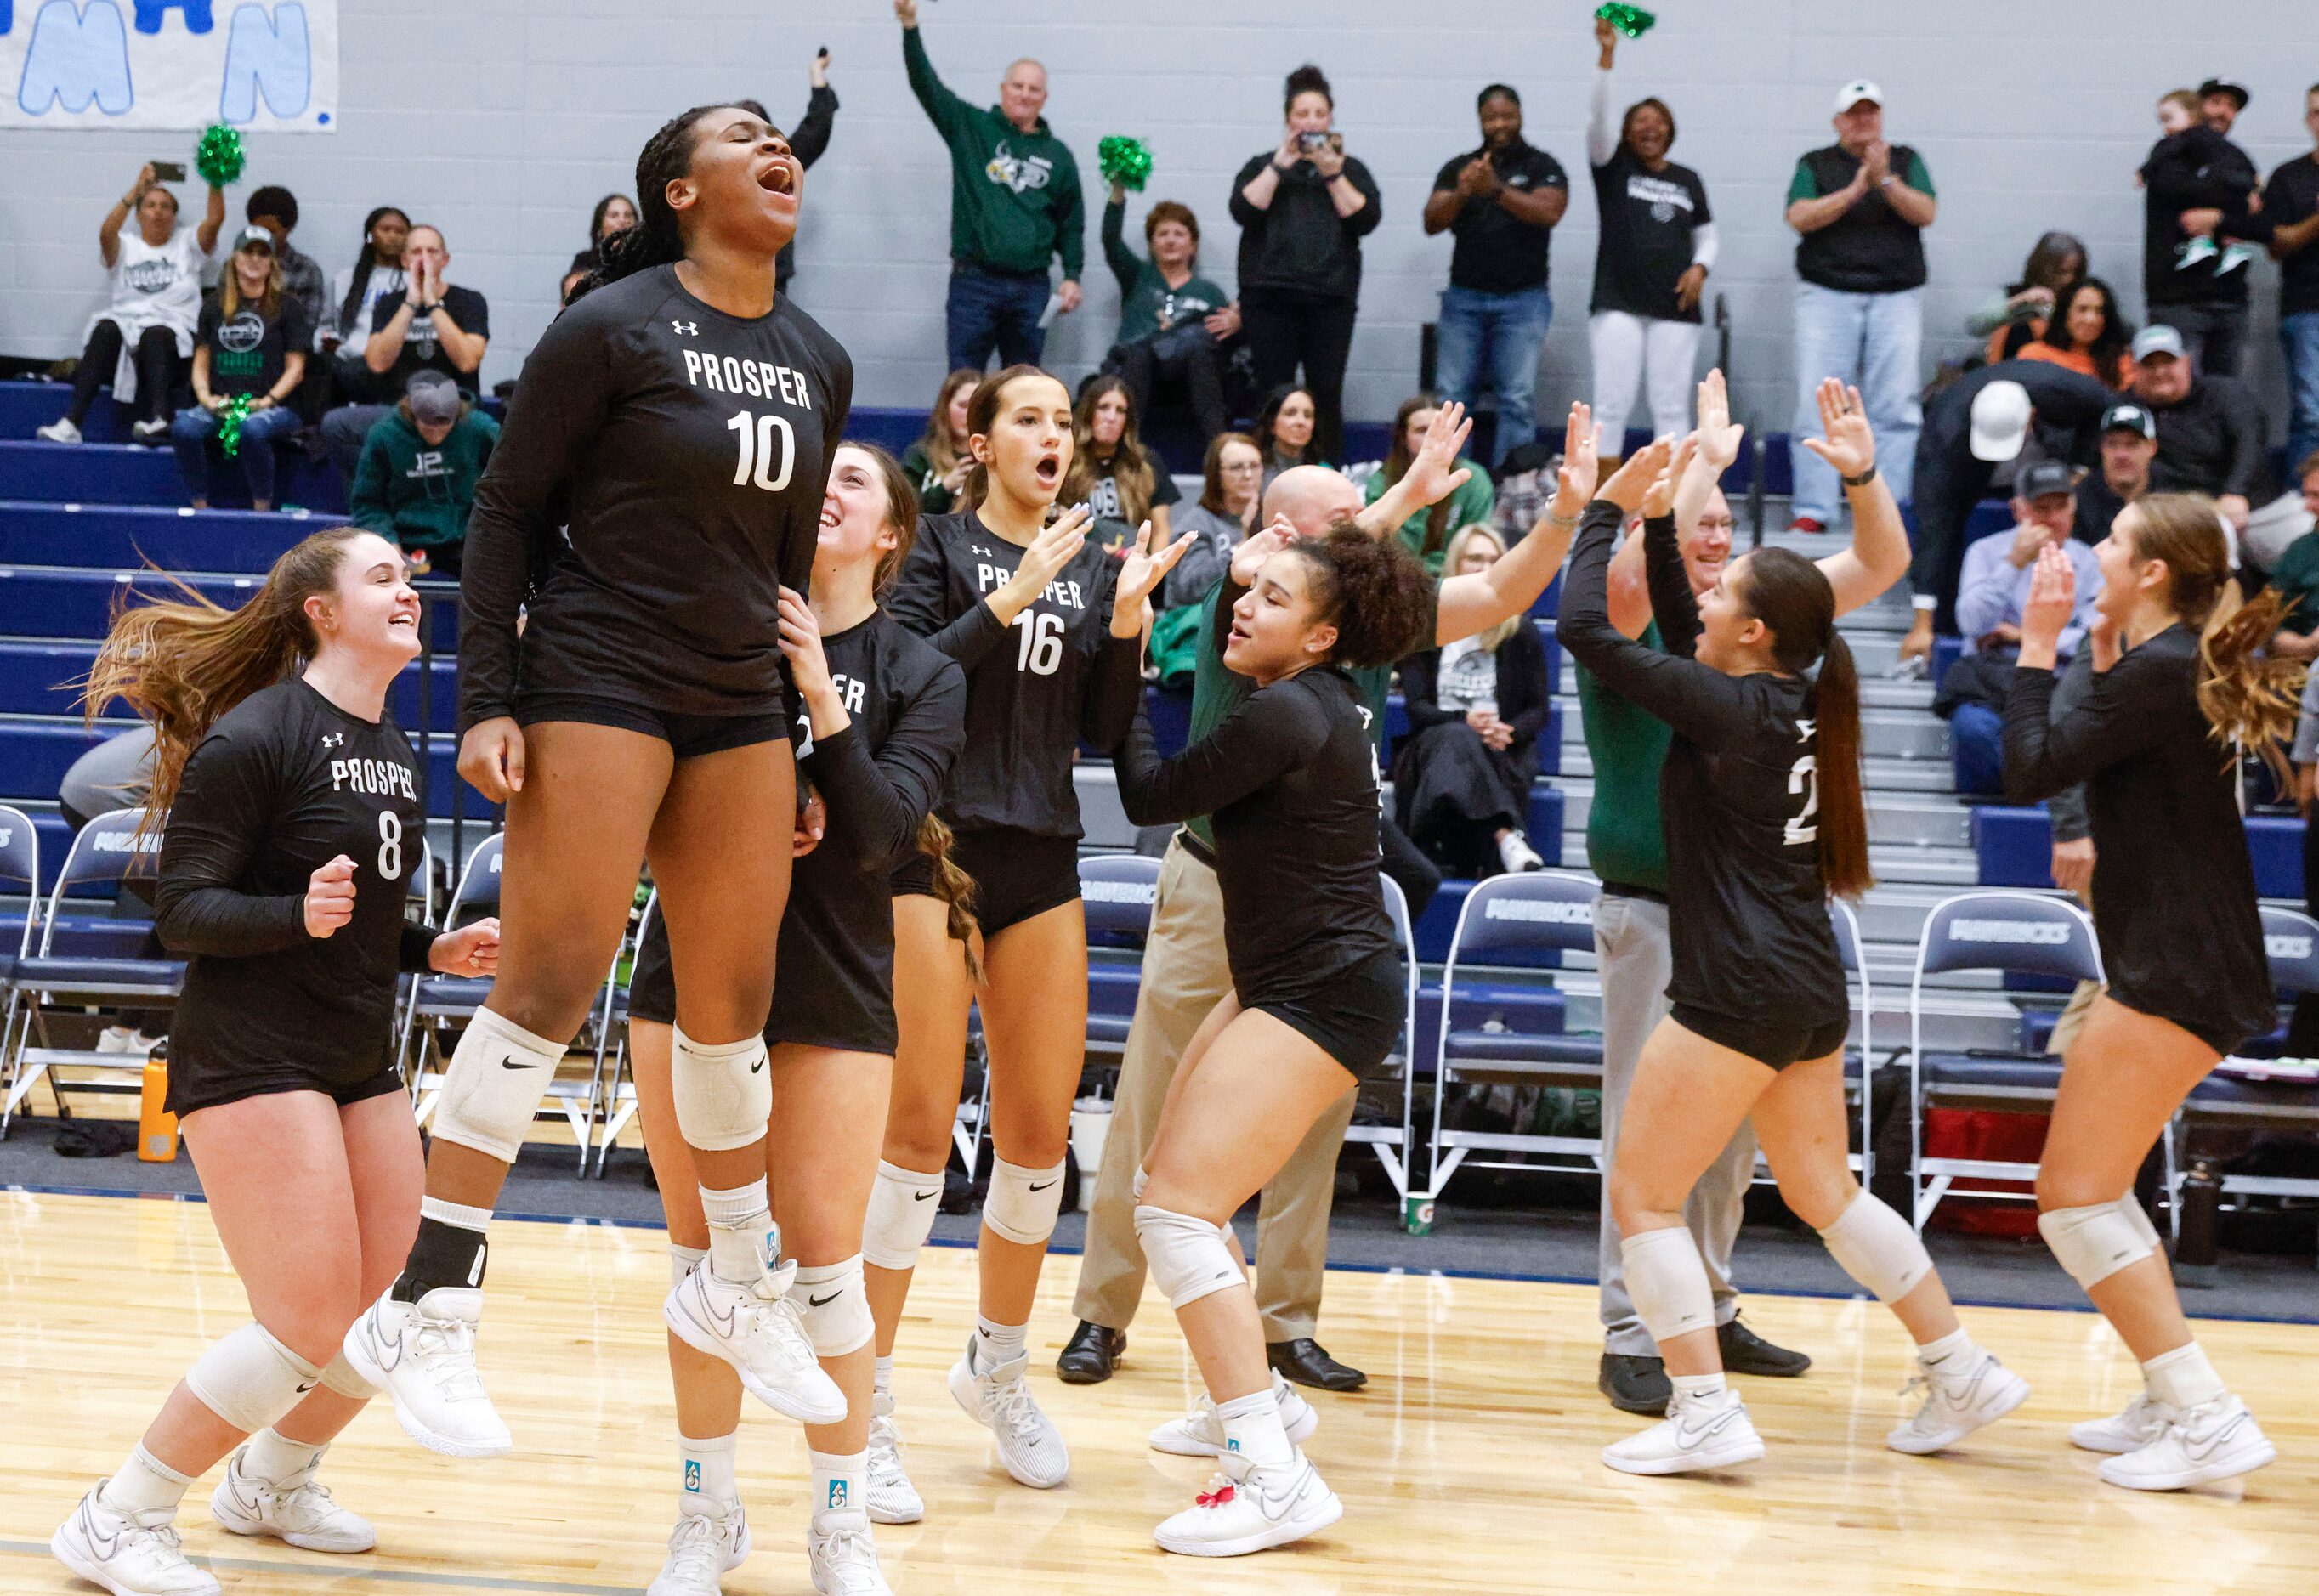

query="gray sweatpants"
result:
[1593,891,1754,1355]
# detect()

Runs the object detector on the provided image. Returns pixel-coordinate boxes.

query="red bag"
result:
[1923,1108,2048,1237]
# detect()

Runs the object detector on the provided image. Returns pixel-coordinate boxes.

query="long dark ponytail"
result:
[337,205,408,341]
[916,815,983,982]
[1744,547,1872,899]
[575,101,772,303]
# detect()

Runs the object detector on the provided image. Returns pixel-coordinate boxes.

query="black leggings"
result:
[1241,287,1358,465]
[70,320,179,427]
[1107,332,1229,443]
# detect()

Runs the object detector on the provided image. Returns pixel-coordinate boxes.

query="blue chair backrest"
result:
[2259,905,2319,998]
[1447,872,1599,962]
[1830,899,1863,973]
[1078,852,1160,942]
[0,804,37,897]
[58,807,162,891]
[448,831,505,920]
[1917,891,2101,984]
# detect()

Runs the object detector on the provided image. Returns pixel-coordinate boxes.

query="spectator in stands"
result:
[2019,278,2135,389]
[1423,81,1568,469]
[1938,460,2102,795]
[567,193,638,280]
[1098,190,1236,444]
[1232,64,1381,467]
[901,366,979,516]
[775,48,840,290]
[38,164,225,447]
[1254,383,1324,484]
[2141,78,2265,377]
[2258,452,2319,662]
[167,227,311,512]
[1364,393,1494,574]
[2130,324,2261,529]
[2267,83,2319,481]
[319,224,489,478]
[349,371,500,580]
[321,207,408,397]
[1391,524,1552,876]
[1061,374,1177,552]
[2072,401,2160,544]
[1900,362,2119,665]
[242,185,328,355]
[1582,18,1714,462]
[1160,432,1263,609]
[1965,232,2085,365]
[1784,80,1935,535]
[896,0,1083,371]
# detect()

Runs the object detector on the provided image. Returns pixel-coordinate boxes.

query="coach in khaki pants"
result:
[1063,830,1364,1389]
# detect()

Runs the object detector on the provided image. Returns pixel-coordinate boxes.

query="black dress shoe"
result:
[1598,1352,1671,1415]
[1719,1315,1812,1378]
[1267,1338,1366,1392]
[1056,1320,1125,1384]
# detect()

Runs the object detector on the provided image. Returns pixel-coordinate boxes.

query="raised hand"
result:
[1597,436,1674,514]
[430,915,500,976]
[1641,433,1696,519]
[2018,542,2078,659]
[1552,401,1598,518]
[893,0,918,26]
[1023,504,1091,587]
[1694,370,1745,470]
[1799,378,1875,480]
[1113,519,1198,634]
[1231,516,1295,586]
[304,855,356,939]
[1403,399,1474,510]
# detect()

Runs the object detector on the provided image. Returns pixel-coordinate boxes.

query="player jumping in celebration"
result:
[1558,436,2027,1476]
[54,529,499,1596]
[866,365,1189,1503]
[346,101,855,1456]
[2003,495,2293,1490]
[1110,529,1433,1556]
[625,443,967,1596]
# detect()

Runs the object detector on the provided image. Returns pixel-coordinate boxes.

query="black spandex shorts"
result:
[515,693,790,761]
[2106,988,2248,1061]
[166,1055,404,1119]
[1671,1002,1851,1072]
[895,826,1080,939]
[625,907,893,1055]
[1249,947,1405,1082]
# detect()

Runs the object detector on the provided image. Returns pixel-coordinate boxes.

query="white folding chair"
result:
[1831,898,1876,1180]
[1343,873,1419,1201]
[0,806,43,1137]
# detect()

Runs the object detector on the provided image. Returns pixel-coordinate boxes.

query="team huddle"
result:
[51,99,2289,1596]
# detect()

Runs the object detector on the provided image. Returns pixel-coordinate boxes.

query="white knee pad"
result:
[1816,1191,1934,1305]
[983,1156,1066,1247]
[1620,1226,1716,1345]
[1131,1166,1148,1202]
[1133,1205,1243,1311]
[670,1242,707,1290]
[786,1255,874,1358]
[184,1323,325,1435]
[861,1162,944,1271]
[432,1006,567,1163]
[670,1027,773,1153]
[317,1349,377,1401]
[2038,1199,2157,1291]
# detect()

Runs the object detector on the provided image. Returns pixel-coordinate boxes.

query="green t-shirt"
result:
[1181,575,1433,848]
[1575,620,1672,892]
[1361,464,1496,575]
[2268,532,2319,637]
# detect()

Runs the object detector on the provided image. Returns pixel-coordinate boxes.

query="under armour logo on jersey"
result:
[672,319,698,336]
[320,732,345,750]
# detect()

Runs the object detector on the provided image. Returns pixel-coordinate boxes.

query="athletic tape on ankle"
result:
[432,1006,567,1162]
[2038,1198,2155,1291]
[670,1027,773,1152]
[318,1348,377,1400]
[1134,1204,1243,1310]
[1816,1191,1933,1305]
[786,1254,873,1357]
[1620,1226,1716,1344]
[184,1322,326,1435]
[984,1157,1066,1246]
[669,1242,708,1290]
[861,1161,944,1270]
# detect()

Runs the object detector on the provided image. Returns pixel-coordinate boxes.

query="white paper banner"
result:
[2,1,337,131]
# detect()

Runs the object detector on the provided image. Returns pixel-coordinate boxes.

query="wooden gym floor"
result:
[1,1190,2312,1595]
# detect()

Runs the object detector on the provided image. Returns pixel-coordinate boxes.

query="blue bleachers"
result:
[0,567,266,639]
[0,639,459,725]
[0,439,347,515]
[0,501,312,573]
[1974,802,2304,898]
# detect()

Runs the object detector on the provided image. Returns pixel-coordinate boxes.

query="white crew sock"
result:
[1915,1327,1978,1374]
[873,1355,894,1399]
[678,1431,739,1516]
[972,1315,1027,1372]
[1215,1388,1292,1468]
[99,1446,192,1518]
[700,1178,776,1286]
[1669,1371,1729,1401]
[810,1449,868,1517]
[2142,1342,2227,1411]
[241,1428,326,1487]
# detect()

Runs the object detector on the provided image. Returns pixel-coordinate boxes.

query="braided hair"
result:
[575,101,774,303]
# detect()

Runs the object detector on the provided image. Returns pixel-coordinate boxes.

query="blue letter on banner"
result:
[19,0,133,116]
[219,1,307,121]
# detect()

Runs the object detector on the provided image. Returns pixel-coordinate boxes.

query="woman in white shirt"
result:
[40,163,224,446]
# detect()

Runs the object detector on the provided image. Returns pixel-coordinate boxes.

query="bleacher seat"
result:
[1975,802,2306,898]
[1079,852,1160,1060]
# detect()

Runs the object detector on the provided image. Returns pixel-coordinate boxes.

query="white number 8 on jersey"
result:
[377,809,404,880]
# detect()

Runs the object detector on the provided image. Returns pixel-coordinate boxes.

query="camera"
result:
[1297,132,1341,156]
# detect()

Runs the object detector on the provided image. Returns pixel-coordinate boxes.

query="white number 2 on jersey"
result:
[1783,717,1819,847]
[377,809,404,880]
[725,410,796,492]
[1013,609,1065,676]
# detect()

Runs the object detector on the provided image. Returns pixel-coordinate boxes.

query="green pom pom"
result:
[216,393,254,458]
[1595,3,1656,38]
[1098,136,1153,193]
[194,123,247,188]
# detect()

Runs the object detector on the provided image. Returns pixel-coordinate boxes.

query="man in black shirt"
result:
[1423,85,1568,469]
[2129,325,2263,529]
[2268,83,2319,478]
[320,224,490,479]
[2072,402,2159,547]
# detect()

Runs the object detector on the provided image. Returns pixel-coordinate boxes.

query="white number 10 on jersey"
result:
[726,411,796,492]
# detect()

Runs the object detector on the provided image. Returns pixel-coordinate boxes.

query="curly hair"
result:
[1286,527,1433,669]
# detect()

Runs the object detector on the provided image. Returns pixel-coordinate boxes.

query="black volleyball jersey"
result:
[156,680,438,1086]
[886,509,1144,837]
[1113,659,1395,1010]
[458,263,853,729]
[1557,504,1848,1032]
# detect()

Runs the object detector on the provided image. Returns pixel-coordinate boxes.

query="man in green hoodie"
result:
[897,0,1084,371]
[349,371,498,579]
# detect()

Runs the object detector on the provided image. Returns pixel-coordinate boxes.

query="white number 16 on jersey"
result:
[726,410,796,492]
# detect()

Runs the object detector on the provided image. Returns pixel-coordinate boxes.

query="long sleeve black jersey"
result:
[885,509,1143,838]
[457,263,853,730]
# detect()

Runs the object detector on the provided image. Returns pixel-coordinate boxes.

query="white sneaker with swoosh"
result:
[51,1483,218,1596]
[666,1260,848,1424]
[1153,1447,1343,1557]
[342,1286,511,1457]
[1885,1349,2030,1454]
[808,1506,892,1594]
[1149,1371,1318,1457]
[2070,1391,2174,1454]
[208,1448,376,1553]
[948,1335,1071,1488]
[2097,1395,2275,1491]
[865,1390,924,1524]
[1601,1387,1766,1475]
[645,1504,749,1596]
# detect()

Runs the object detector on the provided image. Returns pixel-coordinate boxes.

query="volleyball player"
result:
[345,102,855,1456]
[865,365,1189,1499]
[1110,528,1432,1556]
[53,529,500,1596]
[1559,438,2027,1476]
[2002,498,2292,1490]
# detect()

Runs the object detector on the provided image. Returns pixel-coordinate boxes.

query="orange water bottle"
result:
[138,1043,178,1163]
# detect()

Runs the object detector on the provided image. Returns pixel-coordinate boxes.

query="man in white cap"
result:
[2128,323,2263,529]
[1783,80,1936,535]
